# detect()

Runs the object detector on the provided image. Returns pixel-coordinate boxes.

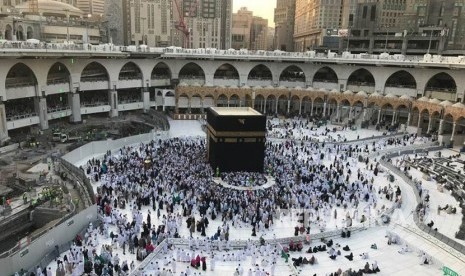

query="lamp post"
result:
[85,14,92,43]
[427,29,433,54]
[384,25,389,52]
[346,26,351,52]
[64,9,70,42]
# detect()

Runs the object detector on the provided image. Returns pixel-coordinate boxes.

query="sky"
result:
[233,0,277,27]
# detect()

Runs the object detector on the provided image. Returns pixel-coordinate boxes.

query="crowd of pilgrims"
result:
[219,172,268,187]
[36,127,429,276]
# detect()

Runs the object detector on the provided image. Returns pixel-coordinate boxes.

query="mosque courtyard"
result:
[44,118,464,276]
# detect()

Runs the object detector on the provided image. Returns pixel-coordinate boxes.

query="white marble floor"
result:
[44,120,464,276]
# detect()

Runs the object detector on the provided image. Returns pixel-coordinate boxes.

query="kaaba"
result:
[206,107,266,173]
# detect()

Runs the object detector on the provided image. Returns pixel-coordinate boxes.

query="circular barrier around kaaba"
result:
[212,175,276,191]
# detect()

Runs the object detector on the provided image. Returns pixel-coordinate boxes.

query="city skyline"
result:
[233,0,277,27]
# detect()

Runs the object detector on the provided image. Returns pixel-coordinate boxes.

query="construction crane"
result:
[173,0,199,48]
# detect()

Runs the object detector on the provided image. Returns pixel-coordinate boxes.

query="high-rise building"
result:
[293,0,357,51]
[76,0,104,16]
[345,0,465,54]
[274,0,296,51]
[250,16,268,50]
[231,7,253,49]
[103,0,124,45]
[231,7,268,50]
[267,27,275,50]
[170,0,231,49]
[123,0,172,47]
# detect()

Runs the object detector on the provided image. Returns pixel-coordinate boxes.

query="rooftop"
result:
[209,107,263,116]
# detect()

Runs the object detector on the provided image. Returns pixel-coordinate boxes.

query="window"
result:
[370,6,376,21]
[362,6,367,19]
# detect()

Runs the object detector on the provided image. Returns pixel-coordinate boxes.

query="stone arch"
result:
[214,63,239,79]
[385,70,417,89]
[152,62,172,79]
[47,62,70,85]
[177,93,189,110]
[425,72,457,101]
[118,62,142,80]
[26,26,33,39]
[244,94,253,107]
[347,68,375,87]
[229,94,240,107]
[17,25,24,40]
[442,113,454,135]
[217,94,228,107]
[429,110,442,133]
[418,108,430,133]
[5,62,37,89]
[179,62,205,81]
[4,24,12,40]
[190,93,202,112]
[327,98,338,117]
[290,95,300,115]
[254,94,265,112]
[279,65,305,82]
[396,104,410,125]
[248,64,272,80]
[265,94,277,114]
[204,94,215,108]
[80,62,109,82]
[313,66,338,83]
[298,96,310,115]
[277,94,288,115]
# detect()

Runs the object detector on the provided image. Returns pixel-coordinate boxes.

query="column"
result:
[368,37,375,54]
[336,104,340,121]
[450,122,457,145]
[275,99,278,114]
[251,91,255,109]
[391,111,397,125]
[263,99,266,114]
[310,100,314,116]
[287,98,290,114]
[426,116,433,133]
[322,102,327,117]
[108,89,118,117]
[299,100,302,115]
[34,96,49,130]
[0,100,9,144]
[363,108,367,121]
[175,97,179,113]
[401,36,408,55]
[438,119,444,135]
[142,87,150,112]
[417,114,422,129]
[349,106,353,120]
[68,91,81,123]
[406,112,411,127]
[377,109,382,124]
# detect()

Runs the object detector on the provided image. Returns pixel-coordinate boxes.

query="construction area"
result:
[0,110,169,254]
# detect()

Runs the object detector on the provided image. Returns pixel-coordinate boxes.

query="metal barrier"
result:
[132,225,367,275]
[58,158,95,205]
[379,145,465,258]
